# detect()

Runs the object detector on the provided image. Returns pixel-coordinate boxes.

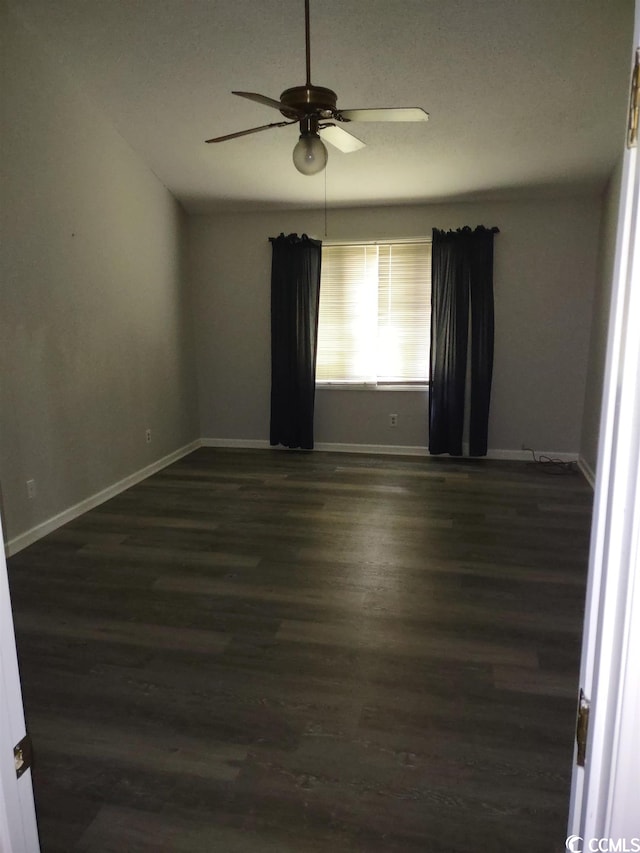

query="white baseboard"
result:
[199,438,430,456]
[201,439,430,456]
[486,448,579,463]
[200,438,271,450]
[201,439,580,463]
[314,442,430,456]
[5,440,201,557]
[314,444,579,462]
[578,455,596,488]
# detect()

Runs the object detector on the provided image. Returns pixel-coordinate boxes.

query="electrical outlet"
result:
[389,413,398,428]
[26,479,36,499]
[145,429,152,443]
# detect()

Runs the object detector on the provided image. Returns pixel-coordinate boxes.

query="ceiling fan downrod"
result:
[305,0,311,88]
[279,0,338,120]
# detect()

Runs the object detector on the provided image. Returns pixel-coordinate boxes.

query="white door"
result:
[0,513,40,853]
[567,3,640,844]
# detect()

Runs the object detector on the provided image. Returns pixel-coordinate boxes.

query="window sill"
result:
[316,383,429,392]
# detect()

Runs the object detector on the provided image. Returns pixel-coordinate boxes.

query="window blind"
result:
[316,241,431,384]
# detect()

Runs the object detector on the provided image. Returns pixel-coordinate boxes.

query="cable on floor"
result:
[523,446,579,475]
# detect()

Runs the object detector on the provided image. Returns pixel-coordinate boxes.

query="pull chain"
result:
[324,164,328,237]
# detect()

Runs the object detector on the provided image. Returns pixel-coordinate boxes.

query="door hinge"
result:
[14,734,33,779]
[628,48,639,149]
[576,688,590,767]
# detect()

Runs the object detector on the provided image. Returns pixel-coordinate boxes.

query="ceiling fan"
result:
[205,0,429,175]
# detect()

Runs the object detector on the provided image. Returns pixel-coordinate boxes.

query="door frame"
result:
[0,511,40,852]
[567,2,640,840]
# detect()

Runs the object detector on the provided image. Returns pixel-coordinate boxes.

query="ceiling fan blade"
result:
[232,91,302,116]
[205,120,295,143]
[319,124,366,153]
[338,108,429,123]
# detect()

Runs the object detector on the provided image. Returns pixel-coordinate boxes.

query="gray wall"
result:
[579,161,625,481]
[189,198,601,454]
[0,0,612,553]
[0,5,199,545]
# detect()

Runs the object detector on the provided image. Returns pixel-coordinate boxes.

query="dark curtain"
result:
[429,226,499,457]
[269,233,322,450]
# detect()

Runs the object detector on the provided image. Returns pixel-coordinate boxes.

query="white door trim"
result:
[0,510,40,852]
[568,3,640,841]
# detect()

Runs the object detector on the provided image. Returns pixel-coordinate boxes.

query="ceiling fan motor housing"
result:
[279,85,337,119]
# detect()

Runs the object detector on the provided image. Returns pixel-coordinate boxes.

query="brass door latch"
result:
[14,734,33,779]
[576,688,590,767]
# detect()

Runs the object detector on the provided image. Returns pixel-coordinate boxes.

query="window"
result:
[316,241,432,386]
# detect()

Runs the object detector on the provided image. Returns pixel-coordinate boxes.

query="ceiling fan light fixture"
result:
[205,1,429,172]
[292,132,328,175]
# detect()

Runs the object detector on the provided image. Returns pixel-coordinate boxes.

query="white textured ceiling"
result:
[9,0,634,213]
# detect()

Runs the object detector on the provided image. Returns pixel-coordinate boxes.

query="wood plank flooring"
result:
[6,448,593,852]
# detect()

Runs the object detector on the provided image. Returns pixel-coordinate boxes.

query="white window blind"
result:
[316,241,432,384]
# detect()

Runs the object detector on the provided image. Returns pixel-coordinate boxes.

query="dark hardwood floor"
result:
[7,448,593,852]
